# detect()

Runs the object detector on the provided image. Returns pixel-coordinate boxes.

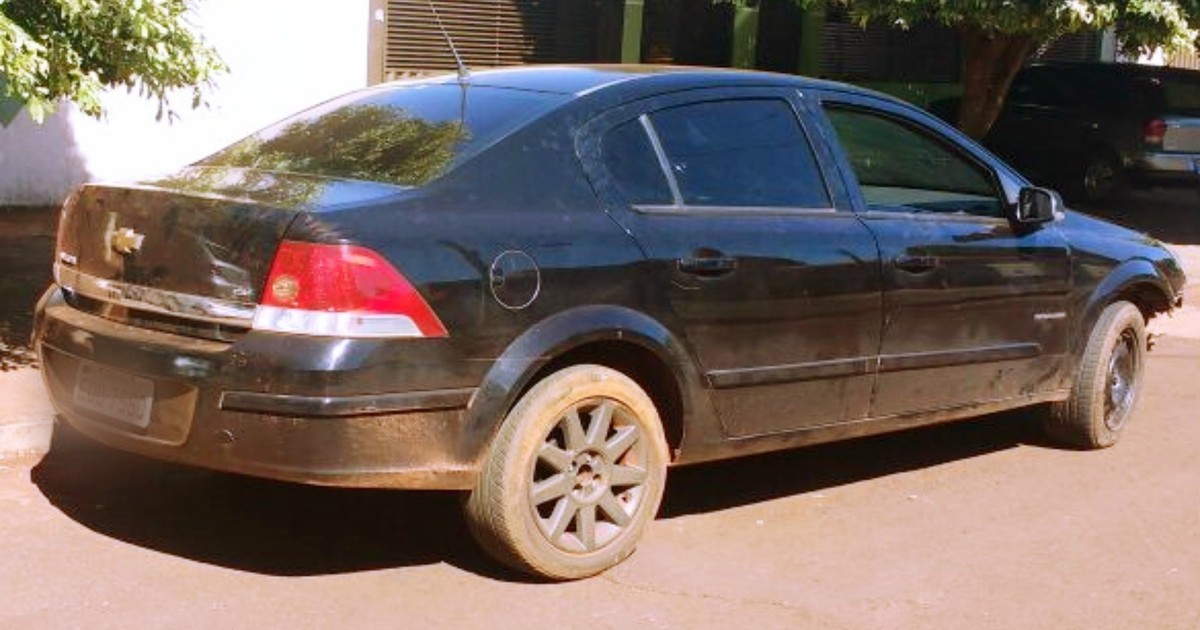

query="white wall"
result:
[0,0,370,206]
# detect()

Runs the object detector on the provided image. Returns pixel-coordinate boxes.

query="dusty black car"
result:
[34,66,1186,580]
[986,61,1200,201]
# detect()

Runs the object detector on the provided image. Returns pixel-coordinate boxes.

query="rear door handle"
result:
[893,254,938,273]
[678,254,737,277]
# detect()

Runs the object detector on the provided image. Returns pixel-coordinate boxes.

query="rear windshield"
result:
[199,83,567,186]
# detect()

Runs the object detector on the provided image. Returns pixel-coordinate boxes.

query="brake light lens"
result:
[1144,118,1167,147]
[253,240,447,338]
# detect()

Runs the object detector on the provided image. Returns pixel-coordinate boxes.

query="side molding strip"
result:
[707,343,1042,389]
[220,387,476,418]
[877,343,1041,373]
[707,356,874,388]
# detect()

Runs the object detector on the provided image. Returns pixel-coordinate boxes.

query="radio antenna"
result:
[427,0,470,83]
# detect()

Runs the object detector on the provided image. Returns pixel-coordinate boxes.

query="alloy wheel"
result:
[528,398,650,554]
[1104,328,1139,431]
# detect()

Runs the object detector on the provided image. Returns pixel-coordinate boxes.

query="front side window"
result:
[647,99,830,208]
[824,105,1003,217]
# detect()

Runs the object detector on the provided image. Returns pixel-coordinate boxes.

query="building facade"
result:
[0,0,1142,205]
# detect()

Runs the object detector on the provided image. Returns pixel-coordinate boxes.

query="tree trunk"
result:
[956,26,1035,140]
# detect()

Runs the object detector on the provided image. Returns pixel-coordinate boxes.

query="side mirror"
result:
[1013,187,1063,225]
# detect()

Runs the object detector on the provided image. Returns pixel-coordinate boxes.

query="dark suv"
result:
[34,66,1186,580]
[986,61,1200,201]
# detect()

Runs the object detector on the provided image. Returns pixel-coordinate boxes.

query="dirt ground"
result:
[1,190,1198,629]
[0,207,53,372]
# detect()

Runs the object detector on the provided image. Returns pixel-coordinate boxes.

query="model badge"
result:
[110,227,145,255]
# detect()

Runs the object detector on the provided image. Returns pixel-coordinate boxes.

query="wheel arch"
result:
[456,305,713,466]
[1079,258,1175,343]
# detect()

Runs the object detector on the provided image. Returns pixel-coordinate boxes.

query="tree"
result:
[835,1,1199,138]
[831,1,1199,138]
[731,1,1199,138]
[0,0,224,123]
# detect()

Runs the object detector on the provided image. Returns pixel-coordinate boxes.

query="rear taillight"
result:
[1144,118,1167,147]
[252,240,447,338]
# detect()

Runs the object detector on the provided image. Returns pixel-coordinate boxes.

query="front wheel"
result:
[464,365,668,580]
[1044,301,1146,449]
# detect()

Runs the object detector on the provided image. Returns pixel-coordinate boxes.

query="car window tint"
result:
[824,106,1003,218]
[600,120,673,205]
[1010,69,1077,109]
[648,99,829,208]
[201,85,567,187]
[1162,75,1200,114]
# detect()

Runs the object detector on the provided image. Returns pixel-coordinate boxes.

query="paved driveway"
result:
[1,189,1198,629]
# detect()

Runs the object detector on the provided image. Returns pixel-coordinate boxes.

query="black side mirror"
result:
[1014,187,1063,225]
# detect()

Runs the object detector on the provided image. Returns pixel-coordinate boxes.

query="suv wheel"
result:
[1044,301,1146,449]
[1079,151,1123,203]
[465,364,668,580]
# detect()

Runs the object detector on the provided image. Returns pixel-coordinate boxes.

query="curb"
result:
[0,417,53,462]
[0,368,56,462]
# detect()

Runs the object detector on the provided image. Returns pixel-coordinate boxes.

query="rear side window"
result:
[200,84,566,187]
[1009,69,1080,109]
[647,99,829,208]
[1163,76,1200,113]
[600,120,674,205]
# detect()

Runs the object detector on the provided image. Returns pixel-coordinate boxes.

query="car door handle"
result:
[893,254,938,273]
[678,254,737,277]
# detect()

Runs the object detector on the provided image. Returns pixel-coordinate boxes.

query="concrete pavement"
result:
[1,192,1199,627]
[2,335,1198,629]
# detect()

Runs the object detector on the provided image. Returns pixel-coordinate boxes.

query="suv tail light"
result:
[1143,118,1167,147]
[253,240,447,338]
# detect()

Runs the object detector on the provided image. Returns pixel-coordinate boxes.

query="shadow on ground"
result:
[32,409,1044,579]
[1076,188,1200,245]
[0,207,55,371]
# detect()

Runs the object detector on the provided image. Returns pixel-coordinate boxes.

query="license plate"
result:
[73,363,154,428]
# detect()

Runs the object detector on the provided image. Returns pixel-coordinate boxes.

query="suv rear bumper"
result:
[34,286,482,490]
[1128,151,1200,186]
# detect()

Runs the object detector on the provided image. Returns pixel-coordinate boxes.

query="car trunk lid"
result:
[55,168,407,334]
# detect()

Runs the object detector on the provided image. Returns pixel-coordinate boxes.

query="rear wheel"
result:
[1044,301,1146,449]
[464,365,668,580]
[1078,151,1123,203]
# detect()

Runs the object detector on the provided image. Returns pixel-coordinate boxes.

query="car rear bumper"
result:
[34,287,482,490]
[1127,151,1200,186]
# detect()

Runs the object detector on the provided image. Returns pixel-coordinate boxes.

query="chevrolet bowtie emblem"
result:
[110,227,145,255]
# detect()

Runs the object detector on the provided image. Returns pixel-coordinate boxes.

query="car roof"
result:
[387,64,868,99]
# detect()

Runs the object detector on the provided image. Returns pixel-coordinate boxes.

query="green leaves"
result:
[0,0,225,123]
[818,0,1197,52]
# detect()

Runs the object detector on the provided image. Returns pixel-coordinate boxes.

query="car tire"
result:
[464,364,669,580]
[1078,151,1124,204]
[1044,301,1146,449]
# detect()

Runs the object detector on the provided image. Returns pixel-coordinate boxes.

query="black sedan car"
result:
[35,66,1187,580]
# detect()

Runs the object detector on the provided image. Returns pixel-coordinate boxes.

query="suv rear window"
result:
[200,84,567,186]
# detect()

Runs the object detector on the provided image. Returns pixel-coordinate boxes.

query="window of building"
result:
[820,7,961,83]
[381,0,620,80]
